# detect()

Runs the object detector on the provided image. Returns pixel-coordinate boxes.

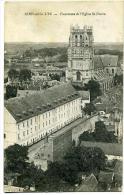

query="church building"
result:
[66,25,119,93]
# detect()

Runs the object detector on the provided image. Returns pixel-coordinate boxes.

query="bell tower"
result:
[66,25,94,84]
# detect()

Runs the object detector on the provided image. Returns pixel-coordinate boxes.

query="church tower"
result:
[66,25,94,84]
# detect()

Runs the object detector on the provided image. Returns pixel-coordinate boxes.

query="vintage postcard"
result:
[3,0,123,192]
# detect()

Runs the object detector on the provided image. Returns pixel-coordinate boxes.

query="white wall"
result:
[4,108,17,148]
[5,98,82,147]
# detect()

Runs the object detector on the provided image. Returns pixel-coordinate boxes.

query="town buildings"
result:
[4,83,82,148]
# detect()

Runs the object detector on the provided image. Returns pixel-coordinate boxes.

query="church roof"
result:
[100,54,119,67]
[93,70,110,81]
[5,83,80,123]
[94,55,104,70]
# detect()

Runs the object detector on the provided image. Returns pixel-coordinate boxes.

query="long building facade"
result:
[4,83,82,148]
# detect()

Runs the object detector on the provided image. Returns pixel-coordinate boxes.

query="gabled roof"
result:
[5,83,80,123]
[100,54,118,67]
[77,174,98,192]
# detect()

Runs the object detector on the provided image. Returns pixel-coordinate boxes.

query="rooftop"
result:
[99,171,113,184]
[100,54,119,67]
[94,55,104,70]
[95,103,106,112]
[77,174,98,192]
[114,160,122,175]
[114,160,122,183]
[78,90,90,100]
[5,83,80,123]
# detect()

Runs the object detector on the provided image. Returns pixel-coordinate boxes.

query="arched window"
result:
[76,71,81,81]
[112,69,114,74]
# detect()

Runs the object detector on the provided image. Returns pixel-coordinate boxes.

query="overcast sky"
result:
[4,1,124,43]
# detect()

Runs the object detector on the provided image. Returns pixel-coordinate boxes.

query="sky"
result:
[4,1,124,43]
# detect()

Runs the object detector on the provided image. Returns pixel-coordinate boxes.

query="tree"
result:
[8,69,19,82]
[83,103,96,115]
[79,131,94,143]
[79,146,105,174]
[17,163,44,189]
[78,121,117,143]
[64,145,106,181]
[94,121,110,142]
[58,53,67,62]
[84,79,102,101]
[6,85,17,99]
[5,144,29,174]
[94,121,117,143]
[19,69,32,82]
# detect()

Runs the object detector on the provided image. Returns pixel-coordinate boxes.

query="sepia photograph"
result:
[3,0,123,192]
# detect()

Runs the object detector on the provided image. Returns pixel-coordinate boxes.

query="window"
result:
[106,68,109,73]
[35,126,37,131]
[112,69,114,74]
[35,117,37,122]
[46,113,47,118]
[27,130,29,135]
[23,122,25,127]
[18,124,20,130]
[23,131,25,136]
[49,112,50,117]
[49,120,50,125]
[27,121,29,127]
[31,119,32,125]
[4,133,6,139]
[76,71,81,81]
